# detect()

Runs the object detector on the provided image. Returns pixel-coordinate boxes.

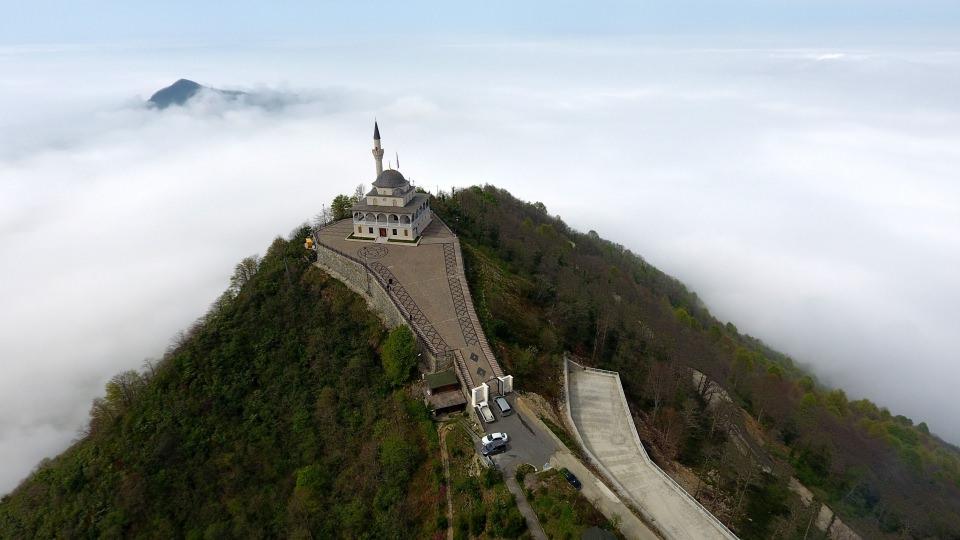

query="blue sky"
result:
[3,1,960,45]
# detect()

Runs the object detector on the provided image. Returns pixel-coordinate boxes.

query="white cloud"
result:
[1,40,959,494]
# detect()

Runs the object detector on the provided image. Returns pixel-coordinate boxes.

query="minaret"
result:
[372,121,384,176]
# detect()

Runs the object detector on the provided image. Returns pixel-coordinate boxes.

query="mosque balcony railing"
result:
[353,219,412,227]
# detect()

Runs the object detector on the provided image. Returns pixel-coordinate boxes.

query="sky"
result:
[2,2,960,494]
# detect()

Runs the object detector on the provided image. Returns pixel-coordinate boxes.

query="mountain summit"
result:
[147,79,244,109]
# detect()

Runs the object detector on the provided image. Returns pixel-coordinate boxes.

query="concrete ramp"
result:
[565,359,738,540]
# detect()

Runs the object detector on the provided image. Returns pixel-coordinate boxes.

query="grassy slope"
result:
[0,229,441,539]
[526,468,621,540]
[434,185,960,539]
[444,424,527,539]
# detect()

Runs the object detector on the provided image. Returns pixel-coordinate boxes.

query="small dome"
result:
[373,169,407,188]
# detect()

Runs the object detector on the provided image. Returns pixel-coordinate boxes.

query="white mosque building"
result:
[350,122,433,241]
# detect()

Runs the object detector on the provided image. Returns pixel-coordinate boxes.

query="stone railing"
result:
[453,349,475,390]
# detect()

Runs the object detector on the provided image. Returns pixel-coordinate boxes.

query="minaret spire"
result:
[372,120,384,176]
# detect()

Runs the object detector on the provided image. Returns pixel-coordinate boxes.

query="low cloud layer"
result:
[1,40,958,493]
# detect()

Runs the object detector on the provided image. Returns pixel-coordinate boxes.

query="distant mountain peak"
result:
[169,78,202,91]
[147,79,243,109]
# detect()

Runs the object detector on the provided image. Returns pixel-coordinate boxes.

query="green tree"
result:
[0,231,442,538]
[104,370,145,410]
[381,326,417,386]
[825,389,849,417]
[734,347,755,371]
[379,433,420,486]
[674,306,699,329]
[228,254,261,297]
[331,194,353,220]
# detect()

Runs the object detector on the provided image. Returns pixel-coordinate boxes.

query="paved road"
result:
[567,363,737,540]
[481,394,558,473]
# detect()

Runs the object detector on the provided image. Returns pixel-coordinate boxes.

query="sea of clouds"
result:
[1,39,958,494]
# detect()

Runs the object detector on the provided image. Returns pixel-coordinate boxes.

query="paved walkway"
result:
[316,219,503,388]
[566,361,737,540]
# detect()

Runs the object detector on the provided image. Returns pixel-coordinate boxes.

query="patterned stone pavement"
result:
[443,243,480,347]
[316,219,504,389]
[368,260,449,354]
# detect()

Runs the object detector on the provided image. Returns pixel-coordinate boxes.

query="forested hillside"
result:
[4,186,958,539]
[433,185,960,539]
[0,228,441,538]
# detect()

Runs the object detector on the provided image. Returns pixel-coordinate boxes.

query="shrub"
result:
[482,467,503,488]
[469,506,487,535]
[515,464,535,484]
[381,326,417,387]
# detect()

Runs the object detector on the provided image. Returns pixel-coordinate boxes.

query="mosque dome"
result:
[373,169,407,188]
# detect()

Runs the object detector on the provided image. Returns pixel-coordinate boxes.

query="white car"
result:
[481,432,509,446]
[476,401,496,423]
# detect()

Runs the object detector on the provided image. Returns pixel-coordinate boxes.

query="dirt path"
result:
[439,425,454,540]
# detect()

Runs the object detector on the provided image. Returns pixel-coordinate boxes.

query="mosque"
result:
[314,121,512,414]
[350,122,433,241]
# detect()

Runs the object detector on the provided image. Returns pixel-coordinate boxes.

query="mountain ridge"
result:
[147,78,245,109]
[2,185,958,538]
[430,185,960,538]
[0,231,442,537]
